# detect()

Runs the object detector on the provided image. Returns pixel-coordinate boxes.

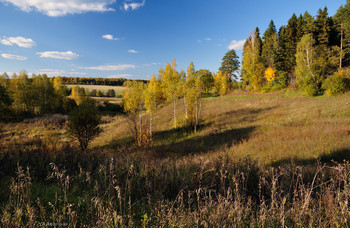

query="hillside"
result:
[92,90,350,164]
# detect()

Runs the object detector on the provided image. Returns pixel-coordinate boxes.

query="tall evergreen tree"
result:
[315,7,331,46]
[219,49,240,82]
[262,20,278,68]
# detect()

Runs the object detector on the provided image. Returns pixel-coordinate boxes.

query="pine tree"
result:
[262,20,278,68]
[219,49,240,82]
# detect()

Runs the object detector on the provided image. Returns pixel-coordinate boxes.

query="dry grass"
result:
[92,90,350,165]
[2,90,350,226]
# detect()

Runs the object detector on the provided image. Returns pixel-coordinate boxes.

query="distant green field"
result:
[66,84,125,96]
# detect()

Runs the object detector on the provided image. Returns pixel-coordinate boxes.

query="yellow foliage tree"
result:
[264,67,276,82]
[214,71,228,96]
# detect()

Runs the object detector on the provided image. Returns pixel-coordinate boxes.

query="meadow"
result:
[66,84,125,97]
[1,90,350,227]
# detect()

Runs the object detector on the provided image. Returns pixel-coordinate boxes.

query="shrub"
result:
[106,89,116,97]
[322,70,346,95]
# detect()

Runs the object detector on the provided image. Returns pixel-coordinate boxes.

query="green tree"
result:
[262,20,278,68]
[0,84,12,121]
[295,34,319,95]
[67,99,101,152]
[219,49,240,82]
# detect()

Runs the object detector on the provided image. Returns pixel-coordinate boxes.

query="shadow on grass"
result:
[151,126,256,158]
[270,148,350,167]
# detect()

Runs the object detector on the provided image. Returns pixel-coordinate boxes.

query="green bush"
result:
[322,71,346,95]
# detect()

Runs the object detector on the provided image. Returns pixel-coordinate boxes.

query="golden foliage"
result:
[264,67,276,82]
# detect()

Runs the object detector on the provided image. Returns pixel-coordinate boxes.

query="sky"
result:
[0,0,347,80]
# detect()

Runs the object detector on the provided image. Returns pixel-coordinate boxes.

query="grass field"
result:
[2,90,350,226]
[93,90,350,165]
[66,84,125,96]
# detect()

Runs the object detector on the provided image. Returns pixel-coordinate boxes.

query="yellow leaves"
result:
[214,71,228,96]
[264,67,276,82]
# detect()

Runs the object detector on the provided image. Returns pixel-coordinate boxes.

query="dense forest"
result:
[241,1,350,95]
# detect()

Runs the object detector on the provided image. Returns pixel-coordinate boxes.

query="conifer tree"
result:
[262,20,278,68]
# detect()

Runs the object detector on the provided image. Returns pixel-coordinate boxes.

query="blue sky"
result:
[0,0,346,79]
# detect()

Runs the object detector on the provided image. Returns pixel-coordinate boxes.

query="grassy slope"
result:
[93,90,350,165]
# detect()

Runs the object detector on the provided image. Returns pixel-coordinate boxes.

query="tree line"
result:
[60,76,147,86]
[241,1,350,95]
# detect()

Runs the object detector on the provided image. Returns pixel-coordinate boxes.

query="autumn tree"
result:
[144,74,159,139]
[264,67,276,82]
[123,81,146,144]
[242,28,265,91]
[162,59,181,129]
[214,71,228,96]
[71,85,86,105]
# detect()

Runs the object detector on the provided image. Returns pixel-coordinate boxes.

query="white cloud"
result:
[108,74,134,78]
[1,36,36,48]
[1,53,27,60]
[0,0,116,17]
[122,0,145,11]
[37,68,86,76]
[79,64,136,71]
[128,49,138,54]
[204,38,212,41]
[37,51,79,60]
[227,39,246,50]
[102,34,119,40]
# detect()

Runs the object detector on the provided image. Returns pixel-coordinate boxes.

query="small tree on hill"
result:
[67,99,101,152]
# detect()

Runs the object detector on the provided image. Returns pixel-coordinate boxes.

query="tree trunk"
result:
[184,96,188,126]
[173,98,177,129]
[149,112,152,139]
[340,21,343,69]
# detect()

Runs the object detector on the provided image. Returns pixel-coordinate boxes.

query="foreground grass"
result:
[1,90,350,226]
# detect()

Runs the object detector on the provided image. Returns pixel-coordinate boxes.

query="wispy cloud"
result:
[108,74,135,78]
[204,38,212,41]
[128,49,138,54]
[37,51,79,60]
[37,68,86,76]
[0,0,116,17]
[78,64,136,71]
[122,0,145,11]
[227,39,246,50]
[1,36,36,48]
[143,62,161,67]
[1,53,27,60]
[102,34,119,40]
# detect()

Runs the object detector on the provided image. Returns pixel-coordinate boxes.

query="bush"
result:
[322,70,346,95]
[106,89,116,97]
[67,99,101,151]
